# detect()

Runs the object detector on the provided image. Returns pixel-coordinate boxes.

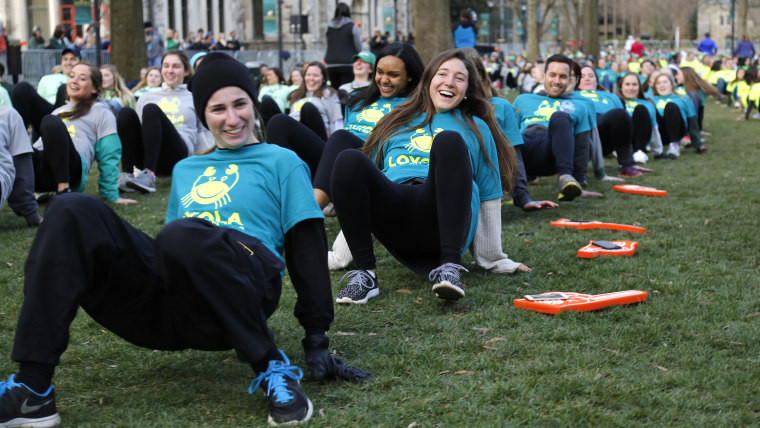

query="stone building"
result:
[698,0,760,50]
[2,0,413,52]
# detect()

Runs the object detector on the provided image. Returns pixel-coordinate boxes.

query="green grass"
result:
[1,101,759,427]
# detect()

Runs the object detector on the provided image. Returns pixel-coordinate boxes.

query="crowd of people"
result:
[1,4,760,426]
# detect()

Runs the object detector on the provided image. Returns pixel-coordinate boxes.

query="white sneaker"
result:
[667,142,681,158]
[633,150,649,165]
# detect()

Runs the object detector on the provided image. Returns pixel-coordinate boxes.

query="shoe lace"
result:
[249,352,304,404]
[428,263,468,283]
[0,375,21,399]
[339,270,375,290]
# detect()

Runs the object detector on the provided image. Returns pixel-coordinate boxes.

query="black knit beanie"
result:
[190,52,257,128]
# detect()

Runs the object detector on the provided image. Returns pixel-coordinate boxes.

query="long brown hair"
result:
[680,67,720,97]
[363,48,516,191]
[58,62,102,120]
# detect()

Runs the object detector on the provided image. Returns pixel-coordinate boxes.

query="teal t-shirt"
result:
[513,93,592,135]
[491,96,524,146]
[343,97,407,141]
[374,110,502,250]
[596,68,616,87]
[652,94,694,126]
[166,143,323,262]
[574,90,624,115]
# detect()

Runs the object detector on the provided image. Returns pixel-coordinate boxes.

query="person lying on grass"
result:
[0,52,371,428]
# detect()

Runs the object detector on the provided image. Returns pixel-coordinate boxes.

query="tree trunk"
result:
[527,0,539,61]
[582,0,599,59]
[110,0,146,82]
[412,0,452,65]
[736,0,749,40]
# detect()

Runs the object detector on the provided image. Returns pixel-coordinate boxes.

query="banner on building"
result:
[264,0,277,34]
[480,13,489,37]
[74,0,92,25]
[383,7,394,34]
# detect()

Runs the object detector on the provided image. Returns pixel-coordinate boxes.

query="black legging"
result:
[34,115,83,192]
[299,102,328,141]
[10,82,66,137]
[259,96,283,127]
[656,102,686,144]
[330,131,473,277]
[596,109,635,167]
[630,104,652,153]
[265,114,326,180]
[313,130,364,197]
[117,105,188,174]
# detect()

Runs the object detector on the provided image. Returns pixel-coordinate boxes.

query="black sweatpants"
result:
[330,131,472,277]
[117,105,188,174]
[259,95,283,127]
[299,102,328,141]
[33,115,83,192]
[656,102,686,143]
[12,193,286,368]
[631,104,653,153]
[596,109,635,167]
[265,114,326,180]
[519,111,590,184]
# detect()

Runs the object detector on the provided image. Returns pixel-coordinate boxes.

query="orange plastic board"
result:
[613,184,667,196]
[550,218,646,233]
[513,290,648,314]
[577,240,638,258]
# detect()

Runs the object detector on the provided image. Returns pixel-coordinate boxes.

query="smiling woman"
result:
[0,52,371,428]
[28,63,135,204]
[328,48,517,305]
[116,50,215,194]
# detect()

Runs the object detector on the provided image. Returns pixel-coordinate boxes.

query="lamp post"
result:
[487,0,494,46]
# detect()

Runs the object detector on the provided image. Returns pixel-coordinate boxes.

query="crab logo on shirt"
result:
[181,164,240,209]
[655,99,669,111]
[157,97,185,127]
[532,100,561,121]
[404,128,444,153]
[66,124,76,139]
[355,102,392,124]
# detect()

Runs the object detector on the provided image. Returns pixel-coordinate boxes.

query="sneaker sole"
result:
[558,182,582,201]
[3,413,62,427]
[267,398,313,426]
[126,180,156,194]
[336,288,379,305]
[432,281,465,300]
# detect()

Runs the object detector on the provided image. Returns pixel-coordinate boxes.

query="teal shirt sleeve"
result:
[93,133,122,202]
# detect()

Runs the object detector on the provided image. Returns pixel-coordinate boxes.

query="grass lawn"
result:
[1,101,759,427]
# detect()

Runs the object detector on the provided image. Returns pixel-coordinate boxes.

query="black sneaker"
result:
[335,270,379,304]
[0,374,61,427]
[429,263,468,300]
[249,351,313,426]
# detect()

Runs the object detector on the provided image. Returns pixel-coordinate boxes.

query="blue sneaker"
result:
[249,351,313,426]
[0,374,61,427]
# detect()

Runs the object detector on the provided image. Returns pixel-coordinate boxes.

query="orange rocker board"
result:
[514,290,648,314]
[577,240,638,258]
[613,184,667,197]
[550,218,646,233]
